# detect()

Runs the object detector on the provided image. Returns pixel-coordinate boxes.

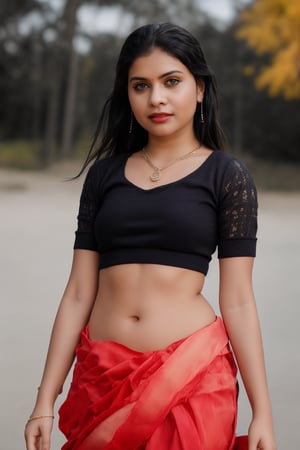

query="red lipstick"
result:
[149,113,172,123]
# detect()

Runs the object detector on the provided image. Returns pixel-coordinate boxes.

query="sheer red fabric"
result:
[59,318,246,449]
[233,436,248,449]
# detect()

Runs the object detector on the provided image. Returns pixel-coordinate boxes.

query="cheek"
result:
[127,96,147,128]
[128,90,139,107]
[177,90,198,115]
[129,97,147,122]
[175,83,199,104]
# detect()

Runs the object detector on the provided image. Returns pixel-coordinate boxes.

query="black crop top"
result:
[74,150,258,275]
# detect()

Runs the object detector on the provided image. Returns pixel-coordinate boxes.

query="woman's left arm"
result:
[219,256,277,450]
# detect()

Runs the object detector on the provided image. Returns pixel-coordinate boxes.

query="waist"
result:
[88,308,217,352]
[88,265,215,351]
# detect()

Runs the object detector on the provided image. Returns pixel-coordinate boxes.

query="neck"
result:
[146,135,200,161]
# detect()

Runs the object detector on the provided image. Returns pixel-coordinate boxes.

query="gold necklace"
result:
[142,145,201,182]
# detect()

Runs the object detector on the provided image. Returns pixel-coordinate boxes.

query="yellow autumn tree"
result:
[237,0,300,100]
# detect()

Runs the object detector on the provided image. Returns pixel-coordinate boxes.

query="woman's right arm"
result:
[25,249,99,450]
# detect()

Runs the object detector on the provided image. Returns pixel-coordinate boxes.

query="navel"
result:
[130,315,141,322]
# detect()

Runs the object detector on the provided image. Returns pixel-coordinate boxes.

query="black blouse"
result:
[74,150,258,275]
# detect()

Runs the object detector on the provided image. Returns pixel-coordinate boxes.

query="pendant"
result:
[150,168,161,182]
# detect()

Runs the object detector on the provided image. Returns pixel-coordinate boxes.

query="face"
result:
[128,47,204,140]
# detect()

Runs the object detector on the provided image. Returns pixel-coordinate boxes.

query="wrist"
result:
[27,414,54,424]
[249,390,273,416]
[251,406,274,426]
[32,397,55,417]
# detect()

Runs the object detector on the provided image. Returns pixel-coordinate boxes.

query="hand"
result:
[248,416,277,450]
[24,416,54,450]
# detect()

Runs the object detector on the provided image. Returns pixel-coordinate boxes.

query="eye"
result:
[165,78,180,87]
[133,82,149,91]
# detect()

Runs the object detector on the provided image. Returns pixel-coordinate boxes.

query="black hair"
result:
[78,22,225,175]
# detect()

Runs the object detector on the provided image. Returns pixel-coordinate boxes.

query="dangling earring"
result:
[200,102,205,124]
[129,111,133,134]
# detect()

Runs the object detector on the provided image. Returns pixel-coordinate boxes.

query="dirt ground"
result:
[1,163,299,449]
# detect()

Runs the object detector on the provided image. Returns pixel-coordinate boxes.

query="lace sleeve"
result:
[73,164,99,251]
[218,158,258,258]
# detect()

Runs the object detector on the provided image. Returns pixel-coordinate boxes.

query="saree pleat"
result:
[59,317,244,450]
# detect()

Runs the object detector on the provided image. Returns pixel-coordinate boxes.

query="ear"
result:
[196,80,205,103]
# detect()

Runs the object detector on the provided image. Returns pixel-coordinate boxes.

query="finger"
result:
[40,424,52,450]
[248,436,259,450]
[41,434,51,450]
[25,431,39,450]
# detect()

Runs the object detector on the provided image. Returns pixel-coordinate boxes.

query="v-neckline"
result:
[122,150,216,192]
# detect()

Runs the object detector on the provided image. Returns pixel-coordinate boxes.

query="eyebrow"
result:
[129,70,184,82]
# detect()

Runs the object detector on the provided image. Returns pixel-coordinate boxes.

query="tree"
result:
[41,0,206,162]
[0,0,46,140]
[237,0,300,100]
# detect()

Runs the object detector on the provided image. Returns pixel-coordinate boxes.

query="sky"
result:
[78,0,243,35]
[19,0,251,53]
[200,0,238,22]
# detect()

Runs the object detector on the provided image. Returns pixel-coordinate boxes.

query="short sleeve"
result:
[73,164,99,251]
[218,158,258,258]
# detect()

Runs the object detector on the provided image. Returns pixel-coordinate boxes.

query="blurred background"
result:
[1,1,300,449]
[0,0,299,186]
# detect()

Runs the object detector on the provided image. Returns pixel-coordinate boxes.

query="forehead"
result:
[128,47,189,78]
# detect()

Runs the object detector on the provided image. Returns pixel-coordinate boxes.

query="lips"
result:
[149,113,173,123]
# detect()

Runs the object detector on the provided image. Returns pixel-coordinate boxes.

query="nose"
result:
[149,84,167,106]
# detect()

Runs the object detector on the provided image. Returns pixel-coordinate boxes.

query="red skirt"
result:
[59,317,247,449]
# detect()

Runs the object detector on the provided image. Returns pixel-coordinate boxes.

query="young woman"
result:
[25,23,276,450]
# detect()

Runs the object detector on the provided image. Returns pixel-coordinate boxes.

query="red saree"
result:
[59,317,247,450]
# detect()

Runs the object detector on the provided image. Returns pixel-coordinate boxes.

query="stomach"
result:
[88,263,216,352]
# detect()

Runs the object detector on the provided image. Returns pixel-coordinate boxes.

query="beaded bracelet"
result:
[27,415,54,423]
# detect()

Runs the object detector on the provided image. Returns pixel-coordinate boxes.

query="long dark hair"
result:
[78,22,225,175]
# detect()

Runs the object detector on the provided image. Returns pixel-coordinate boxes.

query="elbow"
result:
[219,290,256,317]
[62,277,98,312]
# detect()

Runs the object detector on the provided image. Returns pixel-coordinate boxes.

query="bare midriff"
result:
[88,263,216,352]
